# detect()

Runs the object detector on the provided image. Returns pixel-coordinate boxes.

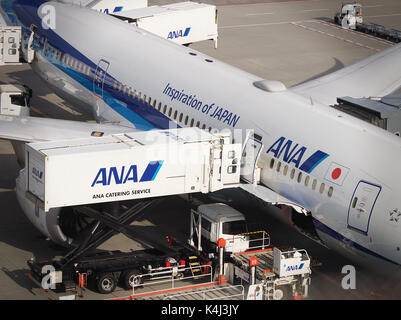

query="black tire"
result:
[121,270,142,290]
[273,285,292,300]
[96,273,117,294]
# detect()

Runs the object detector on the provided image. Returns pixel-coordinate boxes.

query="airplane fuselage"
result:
[5,0,401,273]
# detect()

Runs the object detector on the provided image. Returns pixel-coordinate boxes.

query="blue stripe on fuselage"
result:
[312,217,399,266]
[11,0,173,130]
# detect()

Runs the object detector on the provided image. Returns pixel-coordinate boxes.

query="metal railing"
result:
[231,230,271,251]
[131,264,214,298]
[163,285,245,300]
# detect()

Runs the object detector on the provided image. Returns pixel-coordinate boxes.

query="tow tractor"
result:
[334,3,401,42]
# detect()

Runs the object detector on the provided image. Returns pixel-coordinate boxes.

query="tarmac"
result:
[1,0,401,300]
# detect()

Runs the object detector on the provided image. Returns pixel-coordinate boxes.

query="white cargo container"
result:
[90,0,148,14]
[0,26,21,65]
[273,247,311,277]
[25,128,241,211]
[112,1,218,48]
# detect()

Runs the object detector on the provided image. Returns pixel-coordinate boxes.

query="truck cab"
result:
[0,84,31,116]
[190,203,250,254]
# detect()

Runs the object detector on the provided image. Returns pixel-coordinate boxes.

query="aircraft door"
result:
[347,181,381,234]
[93,59,110,98]
[240,133,263,184]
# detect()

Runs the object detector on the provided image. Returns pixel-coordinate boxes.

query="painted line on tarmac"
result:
[245,12,275,16]
[220,19,313,29]
[312,20,395,46]
[290,22,381,52]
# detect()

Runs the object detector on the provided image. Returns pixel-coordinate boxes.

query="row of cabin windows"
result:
[112,83,214,131]
[270,158,334,198]
[36,36,210,132]
[37,37,92,77]
[35,36,207,130]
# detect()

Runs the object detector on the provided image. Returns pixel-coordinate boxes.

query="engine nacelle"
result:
[16,168,74,246]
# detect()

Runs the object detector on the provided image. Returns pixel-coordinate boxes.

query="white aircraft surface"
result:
[1,0,401,275]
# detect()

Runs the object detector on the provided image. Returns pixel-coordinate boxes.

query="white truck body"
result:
[25,128,241,211]
[112,2,218,47]
[0,84,30,116]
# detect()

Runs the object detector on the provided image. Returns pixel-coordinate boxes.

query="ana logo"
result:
[32,167,43,180]
[266,136,329,173]
[167,27,191,39]
[286,263,304,272]
[99,6,123,14]
[91,160,163,187]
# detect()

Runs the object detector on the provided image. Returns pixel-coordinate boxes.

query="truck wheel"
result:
[273,286,292,300]
[122,270,142,290]
[97,273,117,294]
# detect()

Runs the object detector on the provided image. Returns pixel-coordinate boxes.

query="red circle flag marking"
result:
[331,168,342,180]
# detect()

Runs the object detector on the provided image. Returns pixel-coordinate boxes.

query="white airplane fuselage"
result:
[4,0,401,274]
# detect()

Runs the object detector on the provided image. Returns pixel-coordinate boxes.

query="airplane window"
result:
[185,116,189,125]
[312,179,317,190]
[190,118,194,127]
[179,113,183,122]
[123,85,127,94]
[173,110,177,119]
[143,95,146,103]
[202,124,206,130]
[163,105,167,114]
[319,183,325,194]
[276,161,281,172]
[208,127,212,132]
[328,186,334,198]
[352,197,358,208]
[297,172,302,183]
[196,121,200,128]
[290,168,295,179]
[158,102,162,111]
[304,175,310,187]
[153,100,156,108]
[168,108,172,117]
[148,97,152,105]
[283,165,288,176]
[270,158,275,169]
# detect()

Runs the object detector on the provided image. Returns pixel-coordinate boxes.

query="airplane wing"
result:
[0,115,135,143]
[291,43,401,106]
